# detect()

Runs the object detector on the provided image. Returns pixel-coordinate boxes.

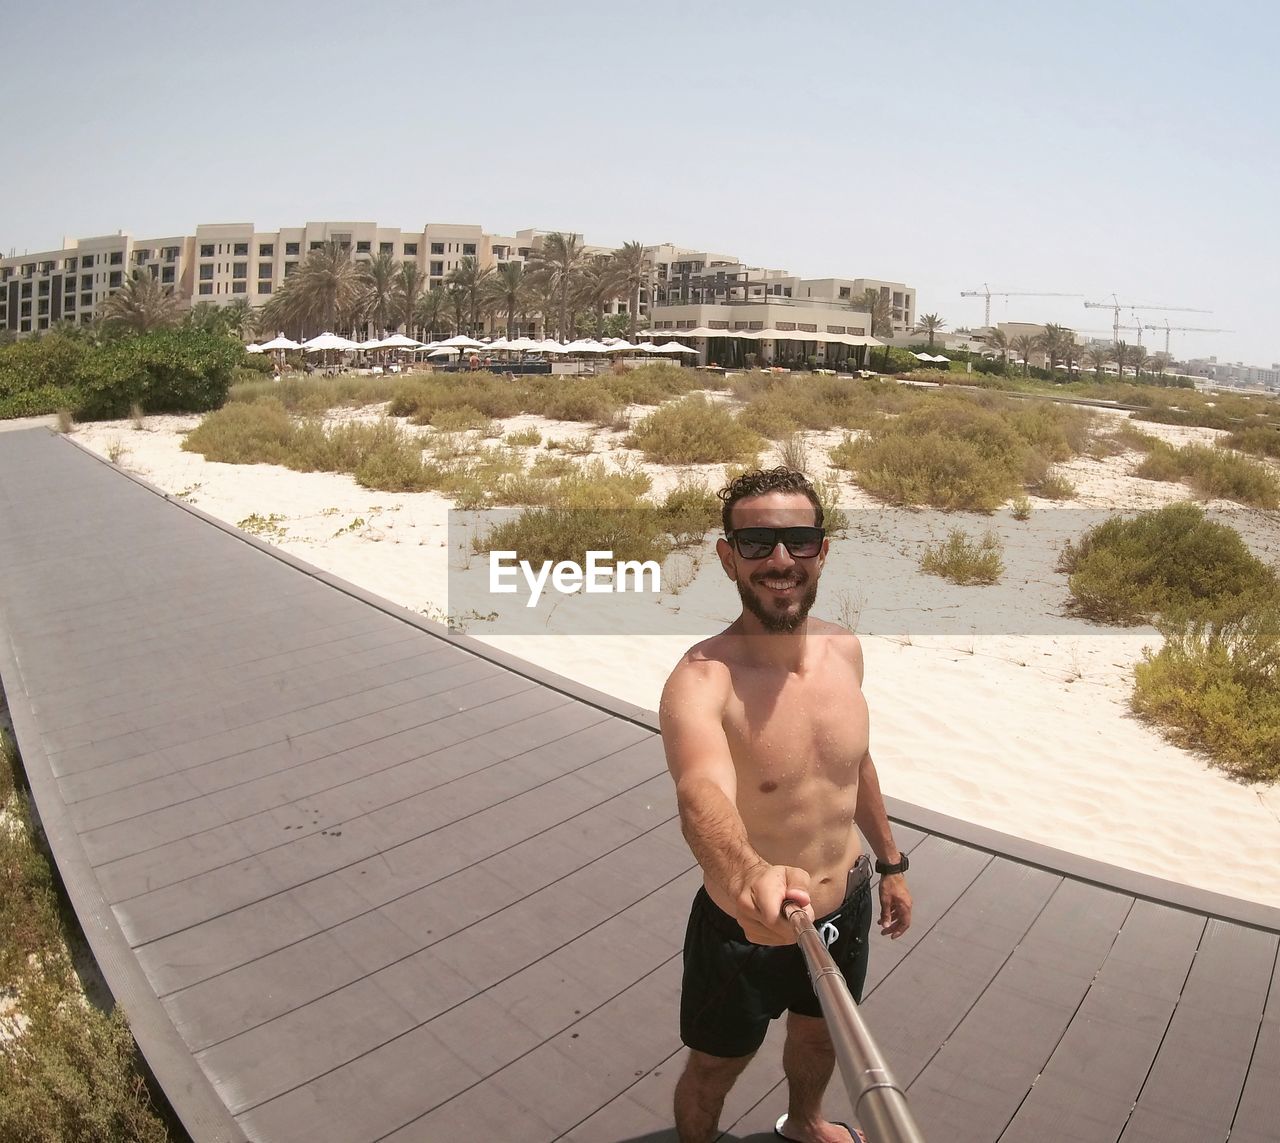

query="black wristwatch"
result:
[874,853,910,876]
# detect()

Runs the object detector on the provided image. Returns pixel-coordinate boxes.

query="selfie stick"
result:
[783,903,926,1143]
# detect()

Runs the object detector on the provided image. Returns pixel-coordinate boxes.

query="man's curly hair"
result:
[717,467,823,535]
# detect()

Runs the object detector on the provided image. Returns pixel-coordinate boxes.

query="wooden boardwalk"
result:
[0,426,1276,1143]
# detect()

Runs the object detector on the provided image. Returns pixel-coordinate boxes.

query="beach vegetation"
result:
[1034,472,1077,500]
[1225,426,1280,459]
[1058,503,1278,626]
[1134,441,1280,507]
[230,374,402,414]
[829,393,1098,511]
[0,732,171,1142]
[778,432,809,473]
[1010,494,1032,520]
[98,269,181,334]
[55,409,74,434]
[1132,607,1280,783]
[627,395,762,464]
[919,529,1005,585]
[505,427,542,447]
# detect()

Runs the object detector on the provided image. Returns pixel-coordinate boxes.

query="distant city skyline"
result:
[2,0,1276,367]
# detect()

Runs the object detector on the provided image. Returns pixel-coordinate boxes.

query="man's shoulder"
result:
[661,636,734,707]
[810,619,865,678]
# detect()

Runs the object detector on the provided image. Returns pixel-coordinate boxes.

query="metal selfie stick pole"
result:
[783,903,926,1143]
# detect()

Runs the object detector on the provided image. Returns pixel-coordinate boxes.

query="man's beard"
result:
[736,570,819,633]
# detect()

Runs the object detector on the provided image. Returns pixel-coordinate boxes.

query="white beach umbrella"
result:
[636,342,666,353]
[428,346,461,358]
[245,343,265,354]
[536,339,569,353]
[302,332,360,352]
[259,335,302,351]
[439,334,486,349]
[604,340,637,352]
[379,333,426,349]
[656,341,698,354]
[507,337,539,351]
[933,354,951,363]
[486,338,513,351]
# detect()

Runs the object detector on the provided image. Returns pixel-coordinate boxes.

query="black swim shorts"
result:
[679,857,873,1058]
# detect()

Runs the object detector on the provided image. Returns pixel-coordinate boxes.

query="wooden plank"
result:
[1229,943,1280,1141]
[999,899,1205,1142]
[1119,920,1277,1142]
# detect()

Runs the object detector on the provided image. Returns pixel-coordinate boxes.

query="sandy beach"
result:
[40,390,1280,908]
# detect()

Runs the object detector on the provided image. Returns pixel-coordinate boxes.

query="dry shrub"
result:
[628,395,761,464]
[1035,472,1077,500]
[505,427,542,447]
[181,398,294,465]
[1135,442,1280,507]
[1132,607,1280,783]
[474,505,671,569]
[529,378,621,424]
[919,529,1005,585]
[1225,426,1280,458]
[601,363,700,406]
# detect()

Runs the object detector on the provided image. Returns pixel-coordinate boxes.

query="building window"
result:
[258,282,273,294]
[284,261,298,276]
[462,243,476,256]
[161,266,175,283]
[199,265,214,281]
[838,287,850,299]
[430,242,445,255]
[200,244,214,257]
[37,281,49,296]
[232,281,247,294]
[65,296,76,310]
[109,271,122,287]
[80,256,93,269]
[749,321,764,330]
[430,261,444,276]
[107,251,122,265]
[37,299,49,315]
[403,242,418,256]
[232,262,247,279]
[309,241,324,250]
[258,262,272,279]
[356,240,371,253]
[379,242,393,254]
[20,301,31,316]
[20,320,31,332]
[20,283,31,299]
[80,274,92,290]
[64,257,77,272]
[285,242,300,256]
[233,242,248,256]
[198,283,213,295]
[163,246,179,262]
[81,293,93,307]
[258,243,274,257]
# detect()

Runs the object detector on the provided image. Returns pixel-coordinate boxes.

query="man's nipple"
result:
[759,780,778,794]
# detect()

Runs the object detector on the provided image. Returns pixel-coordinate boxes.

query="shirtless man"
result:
[660,468,912,1143]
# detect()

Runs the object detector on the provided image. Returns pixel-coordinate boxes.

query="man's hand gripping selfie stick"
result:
[783,901,926,1143]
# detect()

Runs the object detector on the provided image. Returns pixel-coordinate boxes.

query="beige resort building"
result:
[1,221,916,350]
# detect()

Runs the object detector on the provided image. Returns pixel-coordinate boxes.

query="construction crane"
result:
[1080,322,1232,357]
[1083,294,1212,346]
[960,284,1083,328]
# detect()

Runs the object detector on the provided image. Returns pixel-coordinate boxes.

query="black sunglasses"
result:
[725,527,825,560]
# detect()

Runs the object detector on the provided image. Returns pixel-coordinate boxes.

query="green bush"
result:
[75,329,242,420]
[1132,608,1280,782]
[920,529,1005,585]
[474,505,671,568]
[1058,503,1278,625]
[532,379,621,424]
[0,334,93,418]
[628,395,761,464]
[181,399,295,465]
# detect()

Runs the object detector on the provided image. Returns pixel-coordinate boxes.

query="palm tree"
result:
[1060,338,1080,380]
[1151,351,1174,378]
[99,269,181,333]
[360,251,400,336]
[612,240,649,339]
[1039,323,1070,373]
[574,256,625,338]
[484,261,529,339]
[1114,340,1130,379]
[1012,334,1040,377]
[981,328,1010,367]
[263,241,364,336]
[917,313,946,348]
[529,232,588,340]
[413,287,452,341]
[1130,345,1149,380]
[392,262,426,333]
[220,297,259,341]
[858,287,894,339]
[445,282,467,335]
[1085,344,1111,379]
[445,256,494,335]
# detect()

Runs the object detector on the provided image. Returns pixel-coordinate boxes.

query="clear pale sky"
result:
[3,0,1276,366]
